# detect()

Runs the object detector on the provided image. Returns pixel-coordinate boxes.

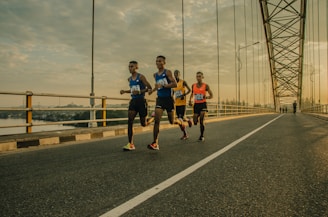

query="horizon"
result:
[1,0,327,107]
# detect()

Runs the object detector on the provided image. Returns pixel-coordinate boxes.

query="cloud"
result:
[1,0,325,107]
[0,0,256,106]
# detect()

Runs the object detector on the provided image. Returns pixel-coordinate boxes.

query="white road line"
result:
[100,115,283,217]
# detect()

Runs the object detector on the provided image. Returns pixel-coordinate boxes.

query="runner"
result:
[147,55,186,150]
[173,69,192,140]
[120,60,153,151]
[189,71,213,141]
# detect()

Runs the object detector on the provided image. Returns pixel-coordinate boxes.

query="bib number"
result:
[175,90,183,98]
[131,85,140,93]
[194,94,204,101]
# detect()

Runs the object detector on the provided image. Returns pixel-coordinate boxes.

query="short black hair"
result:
[156,55,166,60]
[129,60,138,64]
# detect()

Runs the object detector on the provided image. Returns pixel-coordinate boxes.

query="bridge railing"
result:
[0,91,274,135]
[301,104,328,115]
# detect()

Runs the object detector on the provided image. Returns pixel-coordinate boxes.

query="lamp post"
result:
[89,0,96,127]
[310,66,315,106]
[182,0,185,80]
[237,41,259,106]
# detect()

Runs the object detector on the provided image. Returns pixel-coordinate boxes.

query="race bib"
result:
[175,90,183,98]
[157,78,168,87]
[131,85,140,93]
[194,94,204,101]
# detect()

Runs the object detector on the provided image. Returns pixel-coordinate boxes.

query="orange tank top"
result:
[192,83,206,104]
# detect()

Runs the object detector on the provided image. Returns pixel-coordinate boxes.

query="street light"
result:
[310,66,315,106]
[89,0,96,127]
[237,41,259,105]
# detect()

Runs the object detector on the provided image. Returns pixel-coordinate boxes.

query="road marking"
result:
[100,115,282,217]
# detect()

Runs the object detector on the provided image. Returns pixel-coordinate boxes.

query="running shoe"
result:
[180,135,189,140]
[198,136,205,142]
[187,119,192,128]
[146,111,155,125]
[146,117,154,125]
[147,142,159,150]
[123,143,135,151]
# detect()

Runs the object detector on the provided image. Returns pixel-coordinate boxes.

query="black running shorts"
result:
[128,98,148,117]
[175,105,186,118]
[193,102,208,115]
[156,96,174,112]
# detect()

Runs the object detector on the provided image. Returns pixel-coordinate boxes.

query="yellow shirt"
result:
[173,79,186,106]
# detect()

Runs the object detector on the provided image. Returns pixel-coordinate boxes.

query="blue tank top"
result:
[129,73,145,99]
[155,69,172,97]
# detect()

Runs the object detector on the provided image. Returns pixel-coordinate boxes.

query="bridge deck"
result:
[0,113,327,216]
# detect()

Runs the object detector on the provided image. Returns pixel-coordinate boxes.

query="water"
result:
[0,119,76,136]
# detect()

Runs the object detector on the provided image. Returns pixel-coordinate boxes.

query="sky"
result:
[0,0,327,107]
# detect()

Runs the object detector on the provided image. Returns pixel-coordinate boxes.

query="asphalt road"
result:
[0,113,327,217]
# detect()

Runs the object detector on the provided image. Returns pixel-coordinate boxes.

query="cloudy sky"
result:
[0,0,327,107]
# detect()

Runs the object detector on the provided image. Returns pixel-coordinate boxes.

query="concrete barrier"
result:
[0,114,277,153]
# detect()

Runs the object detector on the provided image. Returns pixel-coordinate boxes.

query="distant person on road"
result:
[147,55,186,150]
[173,69,192,140]
[120,60,153,151]
[293,101,297,114]
[189,71,213,141]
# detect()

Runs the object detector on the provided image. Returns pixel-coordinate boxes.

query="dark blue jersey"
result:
[155,69,172,97]
[129,73,145,99]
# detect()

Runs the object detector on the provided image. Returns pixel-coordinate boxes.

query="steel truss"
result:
[259,0,307,110]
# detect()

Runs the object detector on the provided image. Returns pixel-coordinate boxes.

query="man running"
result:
[173,69,192,140]
[189,71,213,141]
[120,60,153,151]
[147,55,186,150]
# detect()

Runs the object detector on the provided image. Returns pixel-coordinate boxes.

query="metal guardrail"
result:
[0,91,274,134]
[301,104,328,114]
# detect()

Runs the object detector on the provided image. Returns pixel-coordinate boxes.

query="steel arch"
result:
[259,0,307,110]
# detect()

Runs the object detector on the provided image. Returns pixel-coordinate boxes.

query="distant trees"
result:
[70,109,128,127]
[0,104,130,127]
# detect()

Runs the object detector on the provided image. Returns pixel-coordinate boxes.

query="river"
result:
[0,118,76,136]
